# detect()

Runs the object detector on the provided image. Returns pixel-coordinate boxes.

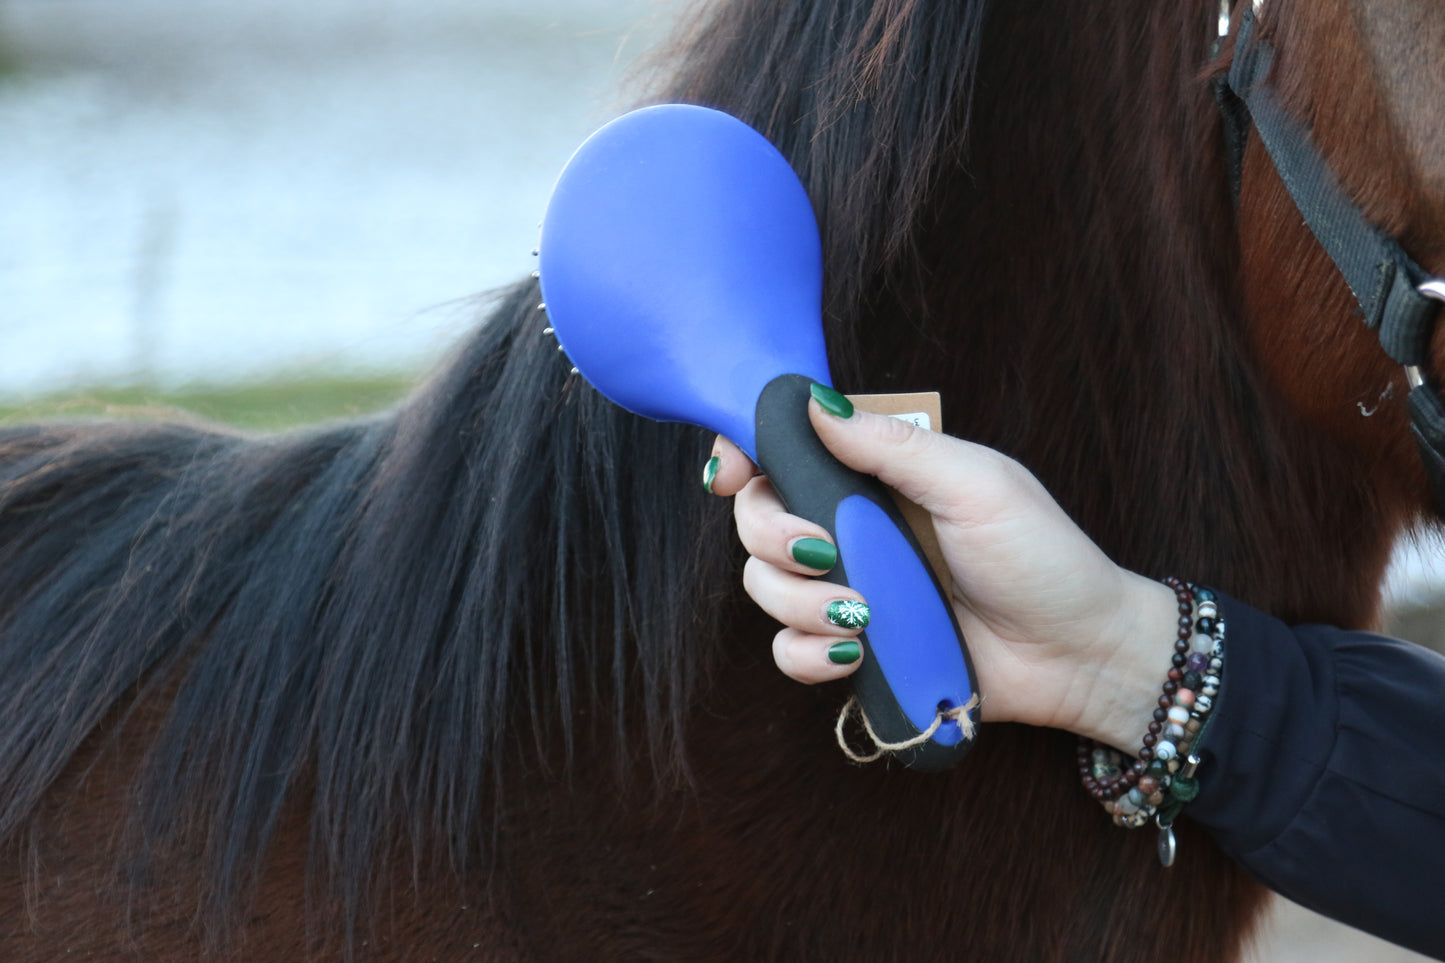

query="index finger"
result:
[703,435,760,497]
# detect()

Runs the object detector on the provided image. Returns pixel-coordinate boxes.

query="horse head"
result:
[1231,0,1445,522]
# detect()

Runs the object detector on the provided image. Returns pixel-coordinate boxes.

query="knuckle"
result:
[733,489,769,551]
[740,556,767,606]
[741,554,767,594]
[876,412,939,463]
[981,446,1042,495]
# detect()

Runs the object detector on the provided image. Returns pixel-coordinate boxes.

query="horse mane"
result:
[0,0,991,943]
[652,0,988,375]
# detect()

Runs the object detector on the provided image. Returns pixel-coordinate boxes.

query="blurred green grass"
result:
[0,374,415,432]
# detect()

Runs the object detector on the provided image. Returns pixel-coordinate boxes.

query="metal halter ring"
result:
[1406,280,1445,391]
[1218,0,1265,39]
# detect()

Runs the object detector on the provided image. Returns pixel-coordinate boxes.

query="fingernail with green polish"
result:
[703,455,720,493]
[790,537,838,570]
[826,599,870,630]
[809,382,854,419]
[827,640,862,665]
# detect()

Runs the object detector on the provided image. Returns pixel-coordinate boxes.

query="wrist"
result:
[1075,579,1227,860]
[1072,573,1180,752]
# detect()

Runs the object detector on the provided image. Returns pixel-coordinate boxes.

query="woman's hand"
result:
[705,389,1178,754]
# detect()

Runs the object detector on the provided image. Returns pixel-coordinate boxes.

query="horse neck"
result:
[856,0,1415,628]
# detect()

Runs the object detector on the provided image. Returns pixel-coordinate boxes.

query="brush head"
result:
[538,104,831,458]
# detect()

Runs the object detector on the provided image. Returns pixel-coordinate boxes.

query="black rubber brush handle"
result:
[753,374,979,770]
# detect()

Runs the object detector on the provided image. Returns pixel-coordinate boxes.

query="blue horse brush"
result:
[538,104,978,770]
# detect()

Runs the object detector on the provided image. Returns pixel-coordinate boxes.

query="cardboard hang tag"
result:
[844,391,951,594]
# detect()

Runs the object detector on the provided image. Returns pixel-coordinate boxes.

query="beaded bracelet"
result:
[1076,578,1225,867]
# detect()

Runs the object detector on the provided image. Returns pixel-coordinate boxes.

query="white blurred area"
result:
[0,0,672,391]
[1386,528,1445,607]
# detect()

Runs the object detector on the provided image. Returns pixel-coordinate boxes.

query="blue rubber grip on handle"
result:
[835,496,975,740]
[755,375,978,769]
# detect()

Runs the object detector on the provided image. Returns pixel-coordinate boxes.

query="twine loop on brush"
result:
[834,692,980,763]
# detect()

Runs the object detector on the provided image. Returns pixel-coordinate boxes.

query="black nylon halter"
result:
[1213,4,1445,505]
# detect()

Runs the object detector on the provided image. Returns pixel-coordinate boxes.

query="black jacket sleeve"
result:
[1187,594,1445,960]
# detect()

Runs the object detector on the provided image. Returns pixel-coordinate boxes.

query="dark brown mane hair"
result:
[0,1,992,945]
[652,0,988,375]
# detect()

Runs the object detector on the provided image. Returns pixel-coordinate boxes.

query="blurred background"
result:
[0,0,670,394]
[0,1,1438,959]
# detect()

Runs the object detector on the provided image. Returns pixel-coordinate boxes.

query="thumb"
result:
[806,383,1011,519]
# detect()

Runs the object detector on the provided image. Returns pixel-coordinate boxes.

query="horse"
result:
[1,0,1441,959]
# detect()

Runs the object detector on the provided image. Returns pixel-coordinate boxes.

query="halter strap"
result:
[1214,5,1445,503]
[1216,6,1439,366]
